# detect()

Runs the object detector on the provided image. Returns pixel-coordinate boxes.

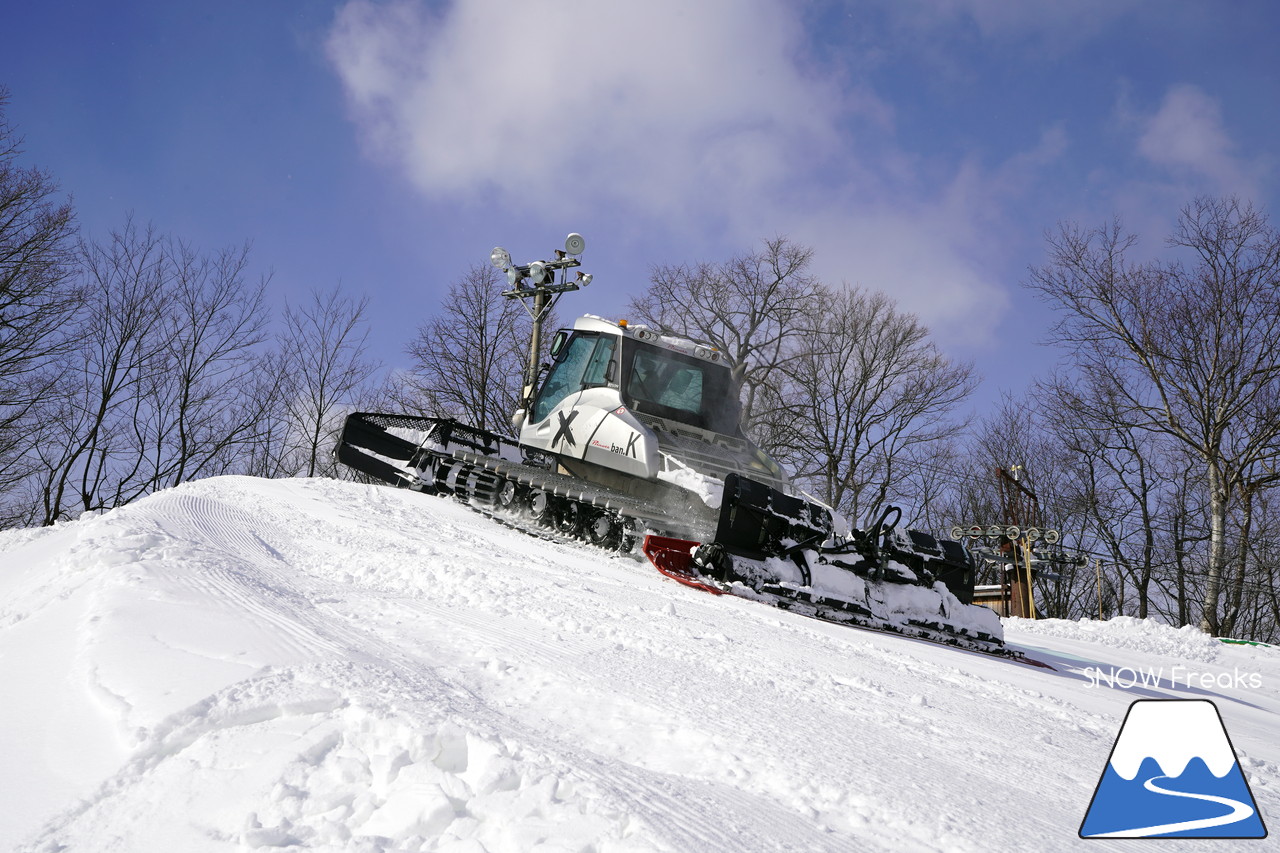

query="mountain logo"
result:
[1080,699,1268,839]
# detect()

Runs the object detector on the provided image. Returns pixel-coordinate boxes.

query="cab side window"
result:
[660,366,703,414]
[626,350,705,417]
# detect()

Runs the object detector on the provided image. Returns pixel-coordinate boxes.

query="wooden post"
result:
[1096,558,1103,621]
[1021,536,1037,619]
[1007,549,1025,618]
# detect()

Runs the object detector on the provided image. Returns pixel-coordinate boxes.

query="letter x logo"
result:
[553,410,578,448]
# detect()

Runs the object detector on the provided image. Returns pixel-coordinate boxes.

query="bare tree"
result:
[1237,491,1280,643]
[628,236,823,435]
[34,219,173,523]
[898,437,970,534]
[23,219,285,524]
[238,348,298,480]
[151,239,277,486]
[769,285,976,525]
[1027,197,1280,634]
[390,264,534,434]
[0,88,81,514]
[276,285,379,477]
[1039,372,1180,620]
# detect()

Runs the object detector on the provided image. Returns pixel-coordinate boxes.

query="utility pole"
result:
[997,466,1040,619]
[491,234,593,423]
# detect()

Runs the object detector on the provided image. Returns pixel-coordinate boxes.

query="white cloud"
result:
[795,206,1010,336]
[326,0,843,216]
[325,0,1070,345]
[1136,84,1256,198]
[771,127,1070,343]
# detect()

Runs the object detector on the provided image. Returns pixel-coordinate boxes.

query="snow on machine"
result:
[337,235,1004,652]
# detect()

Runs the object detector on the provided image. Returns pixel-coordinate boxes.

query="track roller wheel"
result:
[527,489,552,525]
[555,499,583,535]
[496,478,519,510]
[585,511,621,549]
[616,517,640,554]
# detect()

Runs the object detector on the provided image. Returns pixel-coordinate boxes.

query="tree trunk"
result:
[1222,488,1254,638]
[1201,461,1228,635]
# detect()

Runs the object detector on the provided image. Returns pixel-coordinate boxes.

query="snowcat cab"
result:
[517,316,787,499]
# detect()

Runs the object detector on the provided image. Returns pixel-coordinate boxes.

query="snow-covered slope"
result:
[1,476,1276,851]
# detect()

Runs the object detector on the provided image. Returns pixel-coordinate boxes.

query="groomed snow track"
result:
[2,476,1278,852]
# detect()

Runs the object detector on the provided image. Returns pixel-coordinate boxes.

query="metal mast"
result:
[489,233,593,420]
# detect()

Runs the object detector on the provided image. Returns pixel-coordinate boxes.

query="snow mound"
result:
[2,476,1277,852]
[1008,616,1224,663]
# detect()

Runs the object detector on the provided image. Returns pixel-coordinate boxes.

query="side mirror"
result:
[549,330,570,360]
[605,358,617,384]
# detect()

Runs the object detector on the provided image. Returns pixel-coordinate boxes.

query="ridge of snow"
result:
[2,476,1277,852]
[1007,615,1224,663]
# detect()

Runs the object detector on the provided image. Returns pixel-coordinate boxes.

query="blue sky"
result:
[3,1,1277,411]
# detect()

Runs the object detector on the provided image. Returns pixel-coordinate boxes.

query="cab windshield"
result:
[531,332,615,423]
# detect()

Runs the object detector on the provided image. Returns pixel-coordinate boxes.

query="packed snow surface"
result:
[2,476,1277,851]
